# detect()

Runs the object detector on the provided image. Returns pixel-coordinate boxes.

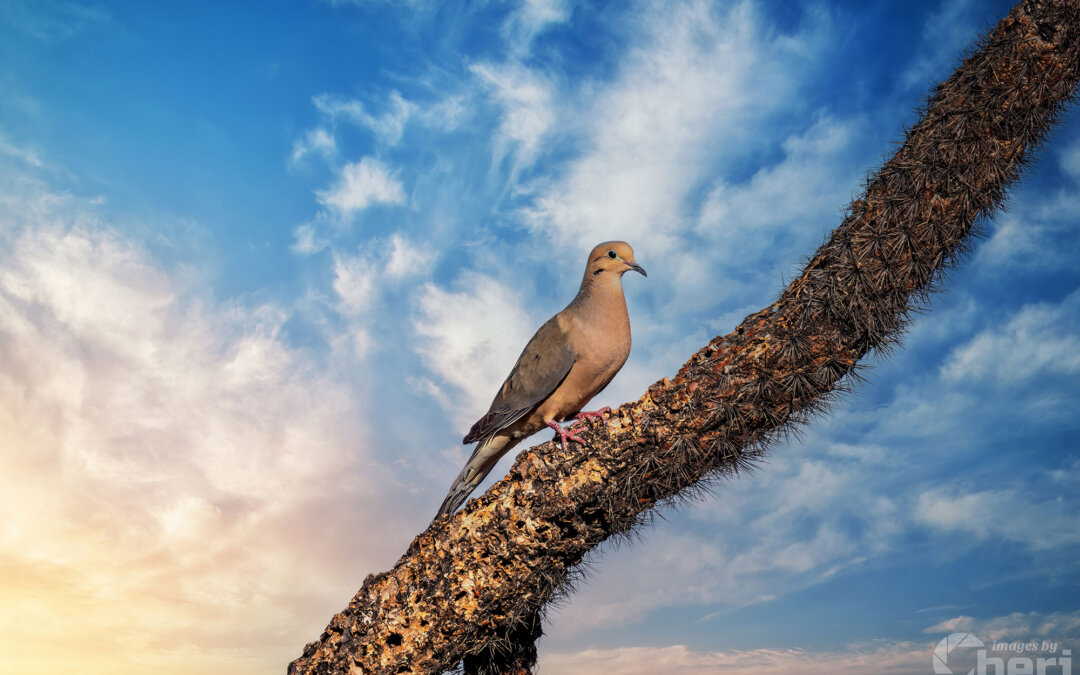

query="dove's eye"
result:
[607,250,617,259]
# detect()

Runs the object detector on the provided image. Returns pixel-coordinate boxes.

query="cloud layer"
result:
[0,187,407,673]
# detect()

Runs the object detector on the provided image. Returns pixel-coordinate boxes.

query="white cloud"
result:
[976,215,1056,271]
[502,0,571,54]
[332,251,378,316]
[384,232,432,279]
[696,116,854,238]
[1,0,111,41]
[321,0,428,10]
[975,155,1080,274]
[688,115,858,300]
[291,222,329,254]
[324,233,435,358]
[330,251,379,358]
[411,272,537,427]
[1060,136,1080,180]
[901,0,984,90]
[541,641,931,675]
[471,61,557,174]
[942,291,1080,383]
[924,610,1080,643]
[915,483,1080,550]
[0,133,45,167]
[313,91,416,146]
[317,157,405,217]
[290,127,337,165]
[331,233,435,301]
[520,0,839,286]
[414,94,469,132]
[0,191,408,674]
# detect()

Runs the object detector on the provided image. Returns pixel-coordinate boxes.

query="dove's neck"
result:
[572,270,627,315]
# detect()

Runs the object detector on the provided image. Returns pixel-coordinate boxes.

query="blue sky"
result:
[1,1,1078,673]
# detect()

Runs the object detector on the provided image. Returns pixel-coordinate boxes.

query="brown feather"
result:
[463,316,577,443]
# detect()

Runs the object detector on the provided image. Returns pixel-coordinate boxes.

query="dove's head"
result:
[586,241,647,278]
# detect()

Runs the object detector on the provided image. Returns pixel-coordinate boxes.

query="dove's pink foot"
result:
[547,420,586,451]
[573,406,611,423]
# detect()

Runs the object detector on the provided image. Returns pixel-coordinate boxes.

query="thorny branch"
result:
[291,2,1080,673]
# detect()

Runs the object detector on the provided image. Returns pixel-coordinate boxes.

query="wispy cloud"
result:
[291,222,330,254]
[902,0,988,90]
[316,157,405,218]
[925,610,1080,643]
[975,139,1080,273]
[471,61,557,176]
[517,0,844,320]
[941,290,1080,383]
[314,92,417,146]
[332,250,378,315]
[384,232,433,279]
[290,127,338,165]
[501,0,572,56]
[541,641,931,675]
[412,272,537,427]
[324,232,437,358]
[330,250,377,356]
[915,483,1080,550]
[0,133,45,168]
[0,0,111,41]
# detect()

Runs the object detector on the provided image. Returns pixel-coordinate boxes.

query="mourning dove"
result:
[436,241,646,517]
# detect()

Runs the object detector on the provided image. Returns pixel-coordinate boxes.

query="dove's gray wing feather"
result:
[462,316,576,444]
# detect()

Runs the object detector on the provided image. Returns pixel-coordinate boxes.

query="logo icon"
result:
[933,633,986,675]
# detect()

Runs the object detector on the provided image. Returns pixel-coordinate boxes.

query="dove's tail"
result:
[435,435,516,518]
